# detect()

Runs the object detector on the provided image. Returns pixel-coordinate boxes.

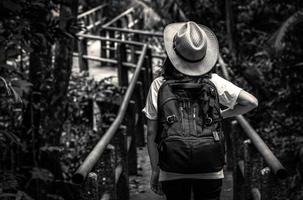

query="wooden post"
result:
[85,15,89,30]
[243,139,252,200]
[139,67,148,102]
[128,32,137,64]
[81,172,98,200]
[225,0,236,60]
[260,167,272,200]
[223,119,233,170]
[145,48,153,86]
[100,29,107,66]
[231,120,243,200]
[114,126,129,200]
[138,69,148,125]
[132,32,140,64]
[120,18,127,41]
[260,166,287,200]
[134,81,145,146]
[93,12,97,34]
[95,145,116,200]
[117,43,128,87]
[78,38,88,71]
[115,20,122,40]
[251,147,263,199]
[130,44,136,64]
[89,14,94,34]
[127,100,138,175]
[108,30,116,59]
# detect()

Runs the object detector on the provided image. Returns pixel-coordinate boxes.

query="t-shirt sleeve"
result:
[210,73,243,109]
[142,77,164,120]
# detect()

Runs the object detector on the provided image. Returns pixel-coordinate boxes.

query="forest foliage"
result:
[1,0,303,199]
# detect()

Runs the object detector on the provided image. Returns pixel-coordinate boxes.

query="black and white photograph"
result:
[0,0,303,199]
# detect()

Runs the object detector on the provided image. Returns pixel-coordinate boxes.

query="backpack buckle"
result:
[205,117,213,125]
[167,115,177,124]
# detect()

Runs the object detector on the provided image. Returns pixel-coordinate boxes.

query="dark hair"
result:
[161,57,215,81]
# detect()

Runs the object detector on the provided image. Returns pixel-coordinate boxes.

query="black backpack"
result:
[156,77,225,173]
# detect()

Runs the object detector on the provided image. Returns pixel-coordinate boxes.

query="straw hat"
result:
[164,21,219,76]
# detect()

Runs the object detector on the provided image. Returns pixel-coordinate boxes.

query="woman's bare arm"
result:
[221,90,258,119]
[147,119,160,173]
[147,119,164,195]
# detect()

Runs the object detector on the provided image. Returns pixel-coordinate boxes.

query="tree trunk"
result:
[24,39,53,166]
[225,0,236,60]
[45,1,79,145]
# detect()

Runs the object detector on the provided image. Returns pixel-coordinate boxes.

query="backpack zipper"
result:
[193,106,197,135]
[164,135,214,142]
[180,103,185,134]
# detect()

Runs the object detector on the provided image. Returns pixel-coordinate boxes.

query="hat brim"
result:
[164,22,219,76]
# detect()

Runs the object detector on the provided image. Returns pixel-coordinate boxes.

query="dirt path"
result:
[129,147,165,200]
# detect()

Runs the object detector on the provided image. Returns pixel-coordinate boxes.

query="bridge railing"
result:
[218,56,288,200]
[100,26,165,60]
[77,4,107,34]
[72,39,152,200]
[75,4,165,71]
[102,5,140,29]
[99,5,166,69]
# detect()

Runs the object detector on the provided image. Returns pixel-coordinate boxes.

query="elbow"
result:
[238,91,258,109]
[249,95,258,109]
[238,90,258,109]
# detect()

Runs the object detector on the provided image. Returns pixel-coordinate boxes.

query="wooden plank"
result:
[73,53,137,68]
[76,33,145,46]
[127,101,138,175]
[221,170,233,200]
[80,172,98,200]
[103,6,138,27]
[77,4,107,19]
[102,26,163,37]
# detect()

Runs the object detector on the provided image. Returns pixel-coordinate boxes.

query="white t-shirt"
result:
[143,73,242,181]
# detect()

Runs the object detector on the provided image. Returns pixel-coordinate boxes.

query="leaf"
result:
[0,130,23,146]
[11,79,32,96]
[268,9,303,54]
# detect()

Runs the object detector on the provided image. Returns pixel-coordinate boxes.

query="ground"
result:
[129,147,166,200]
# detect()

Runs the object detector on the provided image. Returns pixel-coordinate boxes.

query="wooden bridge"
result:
[72,3,288,200]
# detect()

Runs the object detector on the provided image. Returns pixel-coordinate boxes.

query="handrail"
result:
[77,4,107,19]
[101,26,163,37]
[235,115,287,178]
[72,52,137,68]
[219,55,287,179]
[102,5,139,28]
[72,44,148,184]
[77,33,145,46]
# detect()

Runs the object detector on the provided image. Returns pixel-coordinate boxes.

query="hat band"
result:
[173,43,204,63]
[172,36,205,63]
